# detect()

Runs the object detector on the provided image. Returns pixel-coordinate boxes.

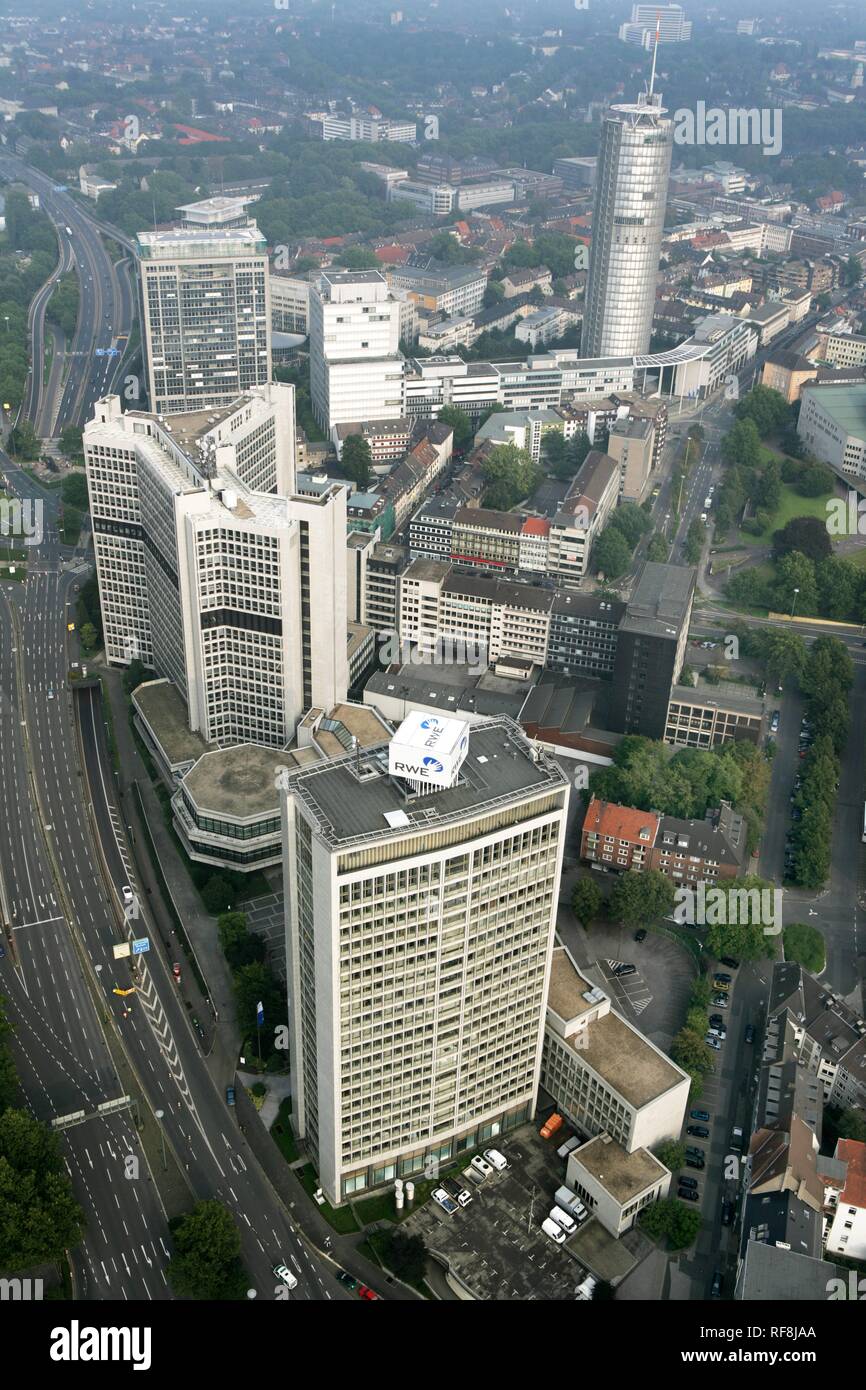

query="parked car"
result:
[470,1155,493,1178]
[432,1187,459,1216]
[484,1148,508,1172]
[704,1036,722,1050]
[273,1263,297,1290]
[336,1270,358,1290]
[744,1024,756,1044]
[357,1285,380,1301]
[721,1199,734,1227]
[225,1086,236,1106]
[685,1145,705,1158]
[172,962,181,982]
[712,994,729,1008]
[685,1156,705,1170]
[541,1216,567,1245]
[708,1027,726,1040]
[713,977,731,990]
[687,1125,710,1139]
[710,1271,723,1299]
[634,928,647,943]
[679,1176,699,1190]
[548,1205,577,1235]
[709,1014,724,1026]
[678,1187,699,1202]
[690,1109,710,1123]
[770,712,779,733]
[613,962,636,977]
[719,957,740,970]
[0,941,5,959]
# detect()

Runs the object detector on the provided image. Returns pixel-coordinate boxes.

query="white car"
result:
[484,1148,508,1172]
[121,885,134,906]
[704,1035,722,1050]
[470,1155,493,1179]
[47,687,55,700]
[273,1262,297,1290]
[541,1216,567,1245]
[708,1026,726,1040]
[432,1187,458,1216]
[548,1205,577,1235]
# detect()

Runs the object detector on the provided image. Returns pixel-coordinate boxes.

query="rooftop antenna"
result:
[648,10,661,98]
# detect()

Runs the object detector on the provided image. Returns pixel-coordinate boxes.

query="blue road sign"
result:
[132,937,150,955]
[94,348,106,357]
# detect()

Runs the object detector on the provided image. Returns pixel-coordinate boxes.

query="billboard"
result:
[388,711,470,789]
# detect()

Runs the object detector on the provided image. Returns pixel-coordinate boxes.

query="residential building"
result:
[813,326,866,368]
[546,451,621,584]
[760,348,818,404]
[581,89,674,358]
[745,301,791,347]
[546,593,624,678]
[824,1140,866,1261]
[650,801,748,885]
[606,415,654,500]
[765,962,866,1112]
[308,270,404,431]
[580,798,659,872]
[281,714,570,1205]
[84,386,348,748]
[137,223,271,416]
[609,562,695,737]
[515,306,579,350]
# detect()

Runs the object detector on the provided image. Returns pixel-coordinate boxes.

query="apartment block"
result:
[282,715,569,1204]
[137,224,271,416]
[386,262,487,318]
[270,273,311,336]
[606,415,654,501]
[546,451,620,584]
[609,562,695,737]
[766,962,866,1112]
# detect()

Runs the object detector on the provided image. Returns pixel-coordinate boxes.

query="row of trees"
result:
[728,542,866,625]
[0,996,86,1273]
[787,638,852,889]
[592,501,653,581]
[217,913,285,1068]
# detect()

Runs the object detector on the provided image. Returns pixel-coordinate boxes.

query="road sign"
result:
[94,348,106,357]
[132,937,150,956]
[113,942,131,960]
[97,1095,132,1116]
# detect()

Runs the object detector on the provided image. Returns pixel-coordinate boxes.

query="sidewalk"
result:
[99,665,241,1081]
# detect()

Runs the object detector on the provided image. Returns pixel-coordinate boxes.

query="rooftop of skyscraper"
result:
[285,715,567,850]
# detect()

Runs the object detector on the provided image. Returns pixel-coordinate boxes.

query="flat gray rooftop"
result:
[287,716,567,850]
[132,679,209,767]
[183,744,284,819]
[619,561,695,637]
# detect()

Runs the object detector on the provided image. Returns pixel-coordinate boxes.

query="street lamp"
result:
[154,1109,167,1172]
[790,587,800,619]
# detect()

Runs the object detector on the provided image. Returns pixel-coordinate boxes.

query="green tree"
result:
[772,551,818,616]
[684,518,706,565]
[721,417,762,470]
[703,877,779,961]
[437,405,474,452]
[0,997,19,1116]
[481,442,539,510]
[167,1200,248,1301]
[654,1140,686,1172]
[0,1108,85,1269]
[646,532,669,563]
[7,420,41,460]
[608,870,674,928]
[233,962,284,1051]
[592,526,632,580]
[337,247,380,270]
[571,878,603,928]
[609,502,652,551]
[377,1229,428,1286]
[61,471,90,510]
[201,874,234,915]
[218,912,266,970]
[340,435,373,490]
[773,515,831,563]
[79,622,98,653]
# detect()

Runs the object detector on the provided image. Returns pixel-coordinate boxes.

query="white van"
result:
[548,1205,577,1235]
[484,1148,508,1172]
[541,1217,566,1245]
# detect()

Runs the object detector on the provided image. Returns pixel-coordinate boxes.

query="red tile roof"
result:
[582,796,660,846]
[521,516,550,537]
[374,244,411,264]
[837,1139,866,1209]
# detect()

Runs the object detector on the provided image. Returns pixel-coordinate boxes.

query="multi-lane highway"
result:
[0,154,135,437]
[0,458,362,1303]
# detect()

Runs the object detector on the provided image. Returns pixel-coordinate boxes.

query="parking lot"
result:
[394,1130,595,1299]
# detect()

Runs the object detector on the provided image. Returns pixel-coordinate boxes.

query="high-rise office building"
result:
[609,562,695,738]
[281,712,569,1205]
[137,223,272,416]
[620,4,692,45]
[84,384,348,747]
[580,84,673,359]
[309,270,405,432]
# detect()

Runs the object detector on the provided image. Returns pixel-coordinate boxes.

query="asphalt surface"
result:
[0,460,366,1303]
[0,154,134,435]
